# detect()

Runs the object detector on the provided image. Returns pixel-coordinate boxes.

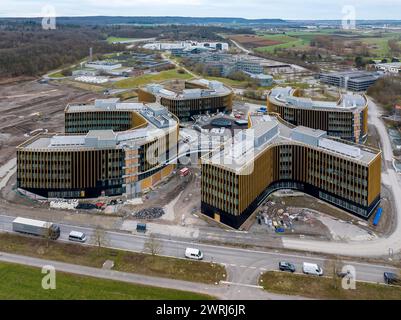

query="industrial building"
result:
[267,87,368,143]
[17,99,179,199]
[143,41,229,52]
[138,79,234,121]
[319,71,381,91]
[201,113,381,229]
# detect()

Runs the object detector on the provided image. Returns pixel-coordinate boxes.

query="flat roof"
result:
[21,100,178,151]
[269,87,367,111]
[143,79,232,99]
[203,113,379,172]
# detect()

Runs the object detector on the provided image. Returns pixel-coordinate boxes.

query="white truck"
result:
[12,217,60,240]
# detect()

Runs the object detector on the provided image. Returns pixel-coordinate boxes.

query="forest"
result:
[0,22,125,78]
[0,20,252,78]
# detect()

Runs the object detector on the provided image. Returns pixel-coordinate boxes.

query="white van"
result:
[303,262,323,276]
[68,231,87,243]
[185,248,203,260]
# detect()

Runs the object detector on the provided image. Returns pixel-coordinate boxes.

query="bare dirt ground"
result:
[0,80,100,167]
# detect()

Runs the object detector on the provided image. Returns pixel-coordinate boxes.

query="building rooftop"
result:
[21,100,178,151]
[203,113,380,172]
[144,79,232,99]
[269,87,367,111]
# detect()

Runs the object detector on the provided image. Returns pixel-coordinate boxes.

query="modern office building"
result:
[245,72,273,87]
[85,60,122,71]
[319,71,381,91]
[138,79,234,121]
[17,99,179,199]
[374,62,401,74]
[267,87,368,143]
[201,113,381,229]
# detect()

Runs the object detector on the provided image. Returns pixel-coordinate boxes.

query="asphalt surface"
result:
[0,214,397,288]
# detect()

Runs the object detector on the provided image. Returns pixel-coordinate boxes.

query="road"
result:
[161,53,199,78]
[0,214,397,288]
[0,251,308,300]
[230,39,252,55]
[282,97,401,257]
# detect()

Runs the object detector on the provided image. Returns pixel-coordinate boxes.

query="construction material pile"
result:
[133,207,165,219]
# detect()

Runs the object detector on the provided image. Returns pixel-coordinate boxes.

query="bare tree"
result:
[43,226,52,249]
[91,226,110,253]
[143,234,163,256]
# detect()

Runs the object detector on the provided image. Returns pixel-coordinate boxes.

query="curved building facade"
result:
[201,113,381,229]
[17,99,179,199]
[267,87,368,143]
[138,79,233,121]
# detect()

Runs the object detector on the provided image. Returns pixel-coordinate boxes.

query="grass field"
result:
[60,79,106,92]
[107,37,138,44]
[259,271,401,300]
[254,30,401,57]
[48,72,64,78]
[0,233,226,284]
[0,262,213,300]
[205,76,248,87]
[114,69,193,89]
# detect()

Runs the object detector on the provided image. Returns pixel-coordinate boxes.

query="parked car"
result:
[302,262,323,276]
[279,261,296,273]
[185,248,203,260]
[384,272,401,285]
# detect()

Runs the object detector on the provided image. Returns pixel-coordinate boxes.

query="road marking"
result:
[220,281,263,289]
[0,214,398,273]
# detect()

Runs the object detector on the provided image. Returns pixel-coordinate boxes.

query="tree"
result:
[91,226,110,253]
[355,56,365,68]
[143,234,163,256]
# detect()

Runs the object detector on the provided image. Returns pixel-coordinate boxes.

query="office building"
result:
[201,113,381,229]
[267,87,368,143]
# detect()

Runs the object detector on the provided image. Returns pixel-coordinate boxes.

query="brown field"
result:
[230,34,283,48]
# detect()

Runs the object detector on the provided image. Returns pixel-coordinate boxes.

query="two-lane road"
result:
[0,214,396,286]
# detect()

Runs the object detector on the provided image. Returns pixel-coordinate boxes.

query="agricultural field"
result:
[231,29,401,59]
[114,69,193,89]
[0,262,213,300]
[255,34,310,53]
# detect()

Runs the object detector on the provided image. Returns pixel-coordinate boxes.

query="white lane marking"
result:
[220,281,263,289]
[0,214,398,272]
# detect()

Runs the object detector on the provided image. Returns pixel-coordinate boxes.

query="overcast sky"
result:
[0,0,401,20]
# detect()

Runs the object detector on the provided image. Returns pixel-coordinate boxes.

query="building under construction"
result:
[267,87,368,143]
[201,113,381,229]
[17,99,179,199]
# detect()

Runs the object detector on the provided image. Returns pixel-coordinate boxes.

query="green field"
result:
[48,72,64,78]
[205,76,248,87]
[255,33,309,53]
[114,69,193,89]
[255,29,401,57]
[259,271,401,300]
[0,262,213,300]
[107,37,138,44]
[0,233,226,284]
